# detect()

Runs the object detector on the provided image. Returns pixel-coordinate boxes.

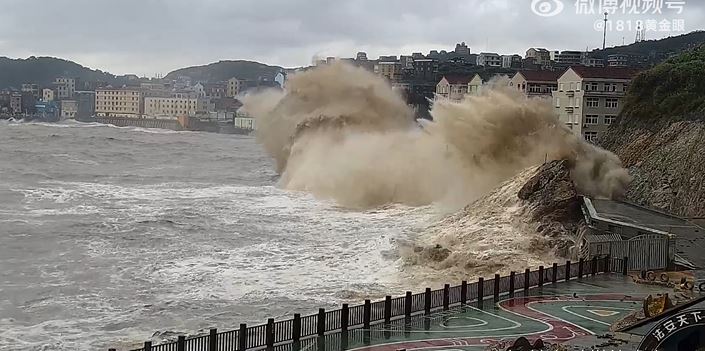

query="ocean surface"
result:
[0,121,437,351]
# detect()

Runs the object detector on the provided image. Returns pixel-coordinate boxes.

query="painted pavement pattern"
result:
[305,275,674,351]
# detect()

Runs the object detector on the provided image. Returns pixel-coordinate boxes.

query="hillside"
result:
[0,56,122,89]
[591,31,705,64]
[164,60,283,83]
[599,44,705,217]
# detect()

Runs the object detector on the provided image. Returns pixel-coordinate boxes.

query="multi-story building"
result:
[501,54,523,68]
[74,91,96,120]
[454,42,470,56]
[526,48,551,67]
[10,93,22,114]
[467,73,489,94]
[144,93,207,118]
[95,87,144,117]
[54,78,76,99]
[356,52,368,61]
[583,57,605,67]
[509,70,560,97]
[436,75,472,101]
[42,88,55,102]
[412,59,438,81]
[554,51,586,67]
[21,83,39,97]
[227,77,246,97]
[60,100,78,120]
[374,61,402,81]
[476,52,501,67]
[552,66,639,141]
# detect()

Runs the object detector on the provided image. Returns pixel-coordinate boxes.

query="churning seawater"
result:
[0,121,436,351]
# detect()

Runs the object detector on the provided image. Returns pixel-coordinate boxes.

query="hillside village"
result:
[1,31,703,138]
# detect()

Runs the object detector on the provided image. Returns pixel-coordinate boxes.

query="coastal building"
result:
[509,70,561,97]
[412,59,438,81]
[501,54,523,68]
[54,77,76,99]
[42,88,55,102]
[552,66,639,141]
[21,83,39,97]
[554,51,586,67]
[74,91,96,120]
[227,77,246,97]
[144,93,207,119]
[525,48,551,67]
[476,52,501,67]
[10,92,22,114]
[95,87,144,118]
[374,61,402,81]
[454,42,470,56]
[467,73,492,94]
[436,75,472,101]
[60,99,78,119]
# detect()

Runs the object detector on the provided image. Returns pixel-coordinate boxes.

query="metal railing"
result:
[112,256,628,351]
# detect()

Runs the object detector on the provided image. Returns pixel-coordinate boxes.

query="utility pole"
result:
[602,12,608,50]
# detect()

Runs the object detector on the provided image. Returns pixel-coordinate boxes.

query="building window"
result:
[584,131,598,142]
[590,82,598,91]
[586,97,599,108]
[559,83,564,91]
[605,98,619,108]
[585,115,599,124]
[605,115,616,125]
[555,97,560,107]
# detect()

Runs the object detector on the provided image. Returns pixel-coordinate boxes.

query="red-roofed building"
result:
[435,75,473,101]
[509,70,562,97]
[553,66,641,141]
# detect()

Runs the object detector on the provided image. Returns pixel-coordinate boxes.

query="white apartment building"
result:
[95,88,143,117]
[552,67,638,142]
[435,75,472,101]
[476,52,502,67]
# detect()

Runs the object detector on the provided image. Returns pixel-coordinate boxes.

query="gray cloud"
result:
[0,0,703,75]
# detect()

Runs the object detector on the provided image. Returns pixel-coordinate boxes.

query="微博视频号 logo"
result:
[530,0,565,17]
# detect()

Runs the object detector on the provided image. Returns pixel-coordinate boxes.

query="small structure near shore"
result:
[578,197,705,271]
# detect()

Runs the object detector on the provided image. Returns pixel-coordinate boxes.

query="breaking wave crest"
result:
[242,62,630,210]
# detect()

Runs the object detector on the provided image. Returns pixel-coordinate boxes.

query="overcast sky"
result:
[1,0,703,76]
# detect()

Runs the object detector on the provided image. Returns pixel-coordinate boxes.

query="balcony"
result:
[583,90,626,97]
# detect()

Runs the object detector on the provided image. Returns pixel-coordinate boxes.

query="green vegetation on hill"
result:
[164,60,283,83]
[0,56,122,89]
[619,44,705,123]
[599,45,705,217]
[592,31,705,58]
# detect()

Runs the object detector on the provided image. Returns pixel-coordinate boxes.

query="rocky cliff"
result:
[600,45,705,217]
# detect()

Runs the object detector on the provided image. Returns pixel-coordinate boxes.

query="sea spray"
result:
[242,62,631,209]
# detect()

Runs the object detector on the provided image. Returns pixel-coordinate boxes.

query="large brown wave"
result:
[241,62,631,209]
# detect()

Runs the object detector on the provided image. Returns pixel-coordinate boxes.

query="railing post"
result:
[493,274,500,300]
[460,281,467,305]
[317,308,325,337]
[424,288,431,315]
[384,296,392,324]
[477,277,484,305]
[363,299,371,328]
[404,291,412,320]
[144,341,152,351]
[552,263,558,283]
[177,335,185,351]
[524,268,530,294]
[578,258,584,278]
[509,271,515,297]
[566,260,571,281]
[292,315,301,343]
[538,266,544,287]
[443,284,450,310]
[265,319,274,350]
[341,304,349,331]
[592,256,598,276]
[210,328,218,351]
[239,323,247,351]
[623,256,629,275]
